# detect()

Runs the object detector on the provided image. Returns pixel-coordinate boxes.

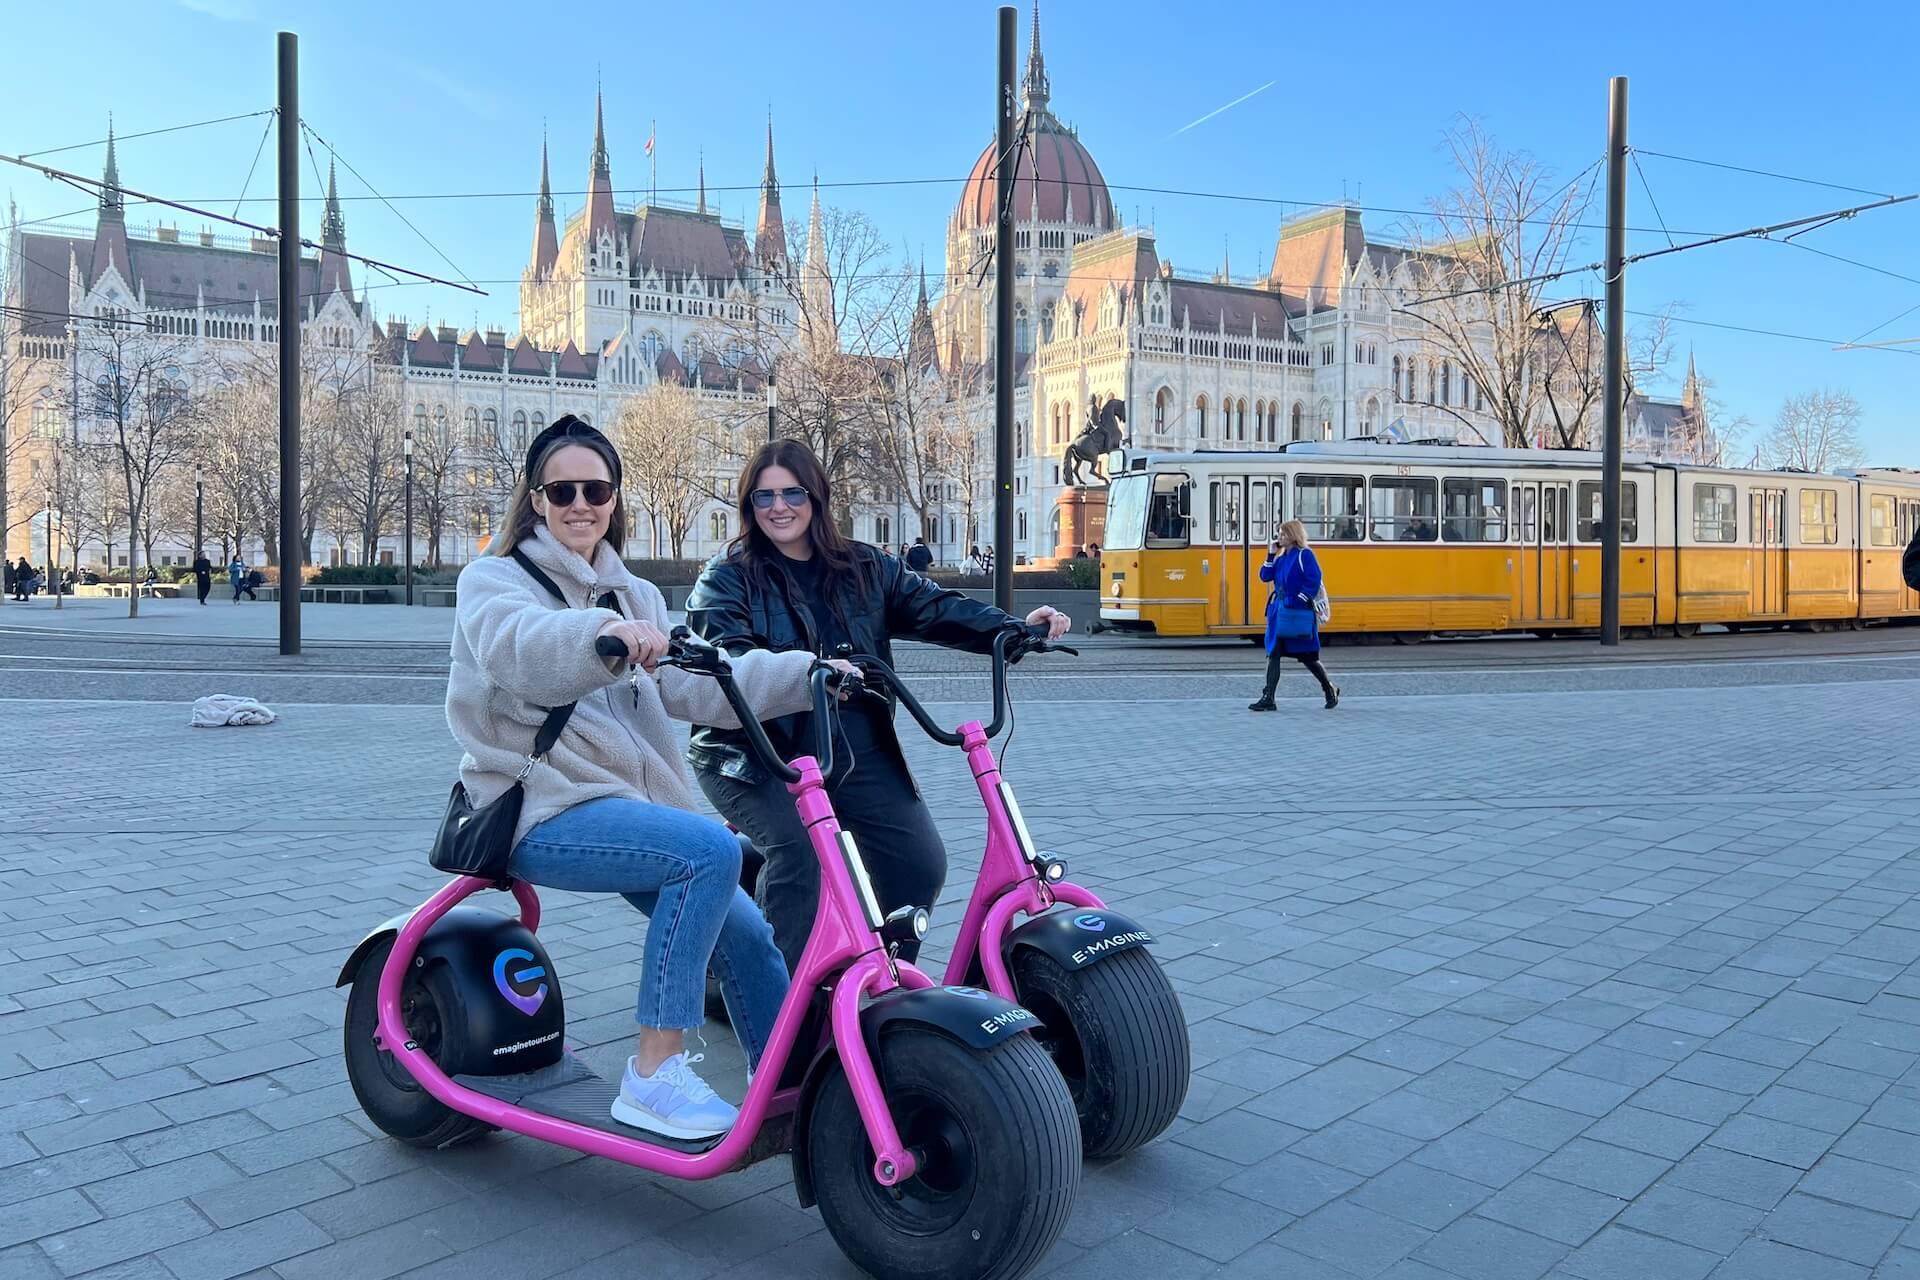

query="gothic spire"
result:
[530,129,560,280]
[800,175,837,351]
[100,115,123,219]
[90,114,131,282]
[585,87,617,245]
[698,151,707,215]
[321,156,346,246]
[1022,2,1050,112]
[591,85,609,178]
[755,112,788,272]
[537,128,554,219]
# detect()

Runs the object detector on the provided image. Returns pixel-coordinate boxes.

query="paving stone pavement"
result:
[3,671,1920,1279]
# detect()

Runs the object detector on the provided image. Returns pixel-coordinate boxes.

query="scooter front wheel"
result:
[343,935,492,1149]
[807,1029,1078,1280]
[1013,946,1190,1158]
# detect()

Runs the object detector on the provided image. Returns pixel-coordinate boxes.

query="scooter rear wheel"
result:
[1013,946,1190,1159]
[343,935,493,1149]
[807,1029,1078,1280]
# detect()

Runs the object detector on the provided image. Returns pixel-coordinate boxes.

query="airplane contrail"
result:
[1171,80,1279,136]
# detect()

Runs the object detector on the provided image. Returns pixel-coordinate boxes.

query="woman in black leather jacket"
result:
[686,439,1071,972]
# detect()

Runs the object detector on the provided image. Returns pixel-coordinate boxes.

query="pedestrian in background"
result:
[1905,520,1920,591]
[905,537,933,574]
[1249,519,1339,712]
[228,556,246,602]
[193,554,212,606]
[10,556,31,601]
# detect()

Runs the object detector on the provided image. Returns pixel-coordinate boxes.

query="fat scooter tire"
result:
[807,1028,1079,1280]
[343,936,493,1149]
[1012,946,1190,1159]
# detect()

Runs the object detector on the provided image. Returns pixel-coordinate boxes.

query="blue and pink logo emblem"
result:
[492,948,548,1015]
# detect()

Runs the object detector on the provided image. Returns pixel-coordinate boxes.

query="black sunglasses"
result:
[535,480,616,508]
[750,486,811,510]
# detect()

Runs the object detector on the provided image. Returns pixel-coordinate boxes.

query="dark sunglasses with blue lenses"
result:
[750,486,811,510]
[535,480,616,507]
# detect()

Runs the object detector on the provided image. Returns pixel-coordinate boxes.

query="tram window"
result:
[1870,494,1897,547]
[1249,481,1271,544]
[1209,480,1244,542]
[1369,476,1438,541]
[1693,483,1737,543]
[1799,489,1838,545]
[1575,480,1640,542]
[1295,474,1363,541]
[1442,477,1506,542]
[1146,475,1191,547]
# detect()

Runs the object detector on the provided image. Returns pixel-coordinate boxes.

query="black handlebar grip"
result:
[595,634,628,659]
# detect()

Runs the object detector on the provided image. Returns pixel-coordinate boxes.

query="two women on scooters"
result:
[447,415,853,1139]
[685,439,1072,973]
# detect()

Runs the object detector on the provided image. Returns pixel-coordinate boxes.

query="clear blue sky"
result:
[6,0,1916,461]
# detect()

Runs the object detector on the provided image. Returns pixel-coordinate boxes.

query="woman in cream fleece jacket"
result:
[448,416,825,1140]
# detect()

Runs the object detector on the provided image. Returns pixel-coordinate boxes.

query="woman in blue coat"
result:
[1250,519,1340,711]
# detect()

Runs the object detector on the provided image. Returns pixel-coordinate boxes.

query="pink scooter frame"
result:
[372,684,934,1187]
[940,721,1103,996]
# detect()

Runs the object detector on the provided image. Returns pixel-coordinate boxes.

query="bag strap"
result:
[508,547,585,774]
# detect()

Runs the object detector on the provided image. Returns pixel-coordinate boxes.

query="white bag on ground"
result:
[190,694,278,728]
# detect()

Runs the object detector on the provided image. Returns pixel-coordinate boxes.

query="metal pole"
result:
[194,466,204,561]
[1600,75,1627,647]
[403,429,415,606]
[767,369,777,445]
[992,4,1016,614]
[277,30,301,654]
[49,459,60,609]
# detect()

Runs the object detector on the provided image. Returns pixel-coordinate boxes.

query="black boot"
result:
[1248,694,1276,712]
[1323,684,1340,710]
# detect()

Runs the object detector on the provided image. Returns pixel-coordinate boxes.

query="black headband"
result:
[523,414,621,487]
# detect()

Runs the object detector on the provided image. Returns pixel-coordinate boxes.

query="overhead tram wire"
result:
[0,149,485,296]
[1629,152,1679,250]
[232,112,278,219]
[1633,149,1893,201]
[18,109,279,160]
[1625,307,1920,356]
[298,121,478,291]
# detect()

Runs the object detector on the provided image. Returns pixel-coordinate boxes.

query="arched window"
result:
[413,404,427,438]
[1195,394,1209,438]
[1154,387,1170,432]
[1439,363,1451,406]
[1253,401,1265,441]
[1290,402,1303,440]
[433,405,449,446]
[1016,510,1028,540]
[1014,305,1031,354]
[1427,367,1437,404]
[1040,303,1054,344]
[1406,359,1419,402]
[1238,399,1249,441]
[708,510,728,540]
[511,410,529,454]
[1391,355,1403,400]
[1363,397,1379,435]
[482,408,497,444]
[1318,399,1334,439]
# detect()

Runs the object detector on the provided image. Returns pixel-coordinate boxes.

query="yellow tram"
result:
[1097,444,1920,639]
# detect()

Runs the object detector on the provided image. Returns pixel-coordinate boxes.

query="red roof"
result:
[557,340,591,377]
[957,116,1114,231]
[510,337,546,373]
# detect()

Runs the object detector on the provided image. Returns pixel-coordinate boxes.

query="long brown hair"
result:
[493,415,627,557]
[727,439,867,608]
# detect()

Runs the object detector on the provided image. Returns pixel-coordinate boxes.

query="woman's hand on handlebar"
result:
[1024,605,1072,640]
[597,619,671,671]
[820,657,861,700]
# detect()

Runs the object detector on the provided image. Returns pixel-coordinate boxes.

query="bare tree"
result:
[613,382,723,560]
[328,357,406,564]
[1762,390,1863,472]
[866,286,967,558]
[410,417,459,568]
[66,316,202,616]
[1397,119,1600,448]
[196,373,277,562]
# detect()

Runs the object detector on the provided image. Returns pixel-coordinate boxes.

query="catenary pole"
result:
[1601,76,1627,647]
[992,6,1016,614]
[403,430,414,605]
[277,31,301,654]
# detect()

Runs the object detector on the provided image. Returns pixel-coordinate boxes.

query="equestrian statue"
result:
[1062,395,1129,487]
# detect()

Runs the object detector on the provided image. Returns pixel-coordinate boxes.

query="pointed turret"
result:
[755,114,788,273]
[585,87,617,248]
[910,254,936,371]
[800,175,837,351]
[530,131,559,279]
[697,151,707,215]
[1681,348,1702,409]
[90,116,131,283]
[316,156,354,302]
[1022,2,1051,112]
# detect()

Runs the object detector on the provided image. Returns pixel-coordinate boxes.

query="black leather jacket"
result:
[685,544,1019,785]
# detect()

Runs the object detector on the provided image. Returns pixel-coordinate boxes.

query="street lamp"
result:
[766,369,777,445]
[44,485,60,610]
[403,428,415,606]
[194,465,204,563]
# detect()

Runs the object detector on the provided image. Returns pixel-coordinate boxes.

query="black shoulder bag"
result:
[428,549,613,879]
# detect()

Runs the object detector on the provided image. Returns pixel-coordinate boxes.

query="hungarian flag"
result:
[644,124,654,156]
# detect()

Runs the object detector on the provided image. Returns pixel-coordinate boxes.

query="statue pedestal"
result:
[1049,487,1109,564]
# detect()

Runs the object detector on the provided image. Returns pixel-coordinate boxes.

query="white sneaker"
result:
[610,1053,737,1139]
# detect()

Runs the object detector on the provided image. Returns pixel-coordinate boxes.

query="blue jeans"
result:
[509,798,789,1065]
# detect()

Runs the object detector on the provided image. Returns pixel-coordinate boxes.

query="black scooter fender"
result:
[1004,906,1155,972]
[336,912,412,987]
[790,983,1041,1207]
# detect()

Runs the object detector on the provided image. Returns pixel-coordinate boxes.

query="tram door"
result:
[1516,482,1572,623]
[1212,479,1249,628]
[1901,500,1920,612]
[1749,488,1786,616]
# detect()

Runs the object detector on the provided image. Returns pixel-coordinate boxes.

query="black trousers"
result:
[1262,647,1334,697]
[195,576,211,603]
[697,745,946,974]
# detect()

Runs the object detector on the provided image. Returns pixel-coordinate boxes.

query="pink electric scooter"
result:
[338,631,1080,1280]
[847,624,1190,1158]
